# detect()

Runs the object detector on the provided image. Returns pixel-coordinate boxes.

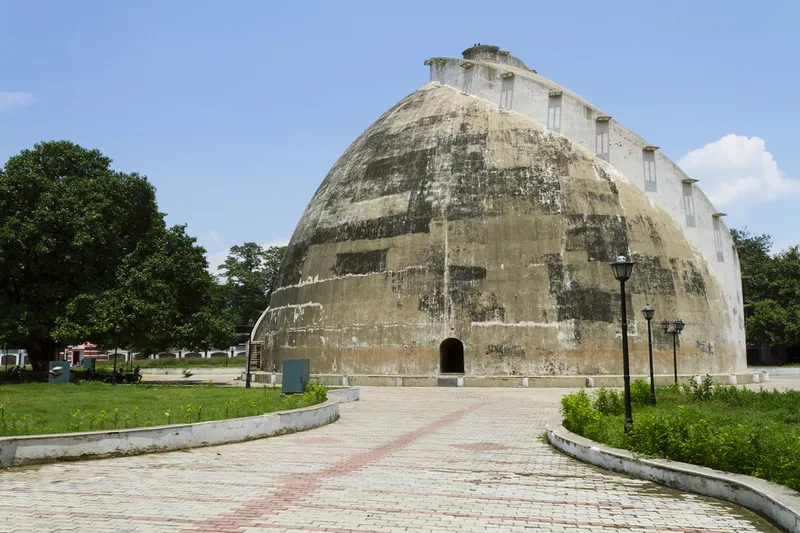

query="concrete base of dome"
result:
[249,371,768,388]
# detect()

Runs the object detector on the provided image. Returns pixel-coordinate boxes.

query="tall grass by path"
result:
[0,381,327,437]
[560,377,800,491]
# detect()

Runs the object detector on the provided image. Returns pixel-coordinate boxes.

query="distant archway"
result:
[439,338,464,374]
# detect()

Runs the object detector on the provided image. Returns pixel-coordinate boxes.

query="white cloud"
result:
[0,92,34,112]
[207,230,221,244]
[205,239,290,275]
[678,134,800,210]
[206,248,231,274]
[772,230,800,255]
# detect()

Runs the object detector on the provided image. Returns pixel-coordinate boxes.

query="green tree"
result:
[0,141,220,368]
[177,282,237,353]
[218,243,285,325]
[53,225,230,356]
[732,228,800,346]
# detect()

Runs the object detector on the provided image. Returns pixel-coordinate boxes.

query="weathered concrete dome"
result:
[259,82,737,376]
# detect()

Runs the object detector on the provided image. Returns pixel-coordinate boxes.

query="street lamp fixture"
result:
[245,318,255,389]
[112,325,121,386]
[611,255,635,430]
[641,305,656,405]
[662,319,686,383]
[610,256,634,282]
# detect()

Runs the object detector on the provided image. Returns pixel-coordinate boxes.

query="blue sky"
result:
[2,1,798,270]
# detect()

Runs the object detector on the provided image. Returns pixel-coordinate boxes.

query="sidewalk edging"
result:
[546,417,800,532]
[0,388,359,468]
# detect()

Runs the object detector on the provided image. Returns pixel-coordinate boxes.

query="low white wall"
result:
[0,389,360,468]
[253,372,766,388]
[546,418,800,532]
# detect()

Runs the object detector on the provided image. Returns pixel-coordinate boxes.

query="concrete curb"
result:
[327,387,360,403]
[0,388,360,468]
[546,418,800,532]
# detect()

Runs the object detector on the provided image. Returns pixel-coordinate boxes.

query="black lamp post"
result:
[642,305,656,405]
[245,318,255,389]
[112,325,121,386]
[662,319,685,383]
[611,255,635,430]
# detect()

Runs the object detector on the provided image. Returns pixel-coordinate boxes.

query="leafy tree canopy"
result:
[218,243,285,326]
[0,141,227,368]
[732,228,800,347]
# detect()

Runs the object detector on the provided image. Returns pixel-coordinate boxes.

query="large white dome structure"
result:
[253,45,745,378]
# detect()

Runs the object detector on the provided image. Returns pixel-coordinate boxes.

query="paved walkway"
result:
[0,388,781,533]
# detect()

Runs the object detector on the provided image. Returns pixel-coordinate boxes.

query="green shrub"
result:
[686,374,715,401]
[630,379,651,406]
[302,381,327,404]
[592,387,624,415]
[560,389,601,435]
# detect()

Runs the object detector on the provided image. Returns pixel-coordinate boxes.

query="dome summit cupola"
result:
[461,44,529,70]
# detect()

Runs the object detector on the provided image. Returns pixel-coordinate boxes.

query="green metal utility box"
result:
[282,358,310,394]
[82,357,96,370]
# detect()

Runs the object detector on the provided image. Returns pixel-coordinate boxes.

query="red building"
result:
[65,342,108,365]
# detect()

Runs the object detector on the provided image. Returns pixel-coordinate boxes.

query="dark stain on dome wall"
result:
[628,255,677,295]
[449,265,487,282]
[565,214,628,262]
[333,249,388,276]
[681,261,707,297]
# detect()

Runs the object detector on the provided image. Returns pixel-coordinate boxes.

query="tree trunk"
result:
[24,337,57,371]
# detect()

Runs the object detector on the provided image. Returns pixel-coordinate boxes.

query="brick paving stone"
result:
[0,387,784,532]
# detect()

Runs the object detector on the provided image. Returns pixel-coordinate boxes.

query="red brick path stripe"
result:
[178,403,483,533]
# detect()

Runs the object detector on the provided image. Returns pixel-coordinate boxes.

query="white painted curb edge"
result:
[546,418,800,532]
[0,388,360,468]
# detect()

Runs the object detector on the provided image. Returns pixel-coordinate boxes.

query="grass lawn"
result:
[0,382,326,437]
[560,378,800,491]
[97,355,247,370]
